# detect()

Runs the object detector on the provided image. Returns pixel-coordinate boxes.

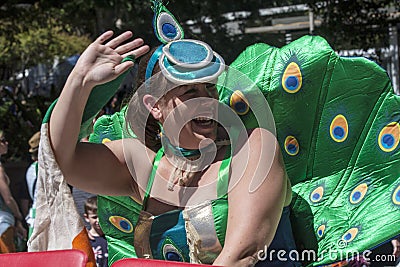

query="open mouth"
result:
[192,116,215,127]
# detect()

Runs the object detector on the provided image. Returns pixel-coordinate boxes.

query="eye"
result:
[183,88,197,95]
[205,84,218,95]
[282,61,302,94]
[316,224,326,238]
[205,83,215,89]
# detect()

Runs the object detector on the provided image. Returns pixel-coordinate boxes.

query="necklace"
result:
[160,133,229,191]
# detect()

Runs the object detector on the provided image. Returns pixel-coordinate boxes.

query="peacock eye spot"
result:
[162,23,177,38]
[282,61,302,93]
[165,251,181,261]
[378,122,399,152]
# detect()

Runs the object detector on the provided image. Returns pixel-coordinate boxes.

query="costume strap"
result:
[216,148,231,199]
[217,127,240,198]
[142,139,234,207]
[143,146,164,210]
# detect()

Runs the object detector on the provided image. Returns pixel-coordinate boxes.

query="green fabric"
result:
[211,197,229,248]
[27,207,36,239]
[97,195,141,266]
[216,149,231,199]
[216,127,240,199]
[220,35,400,266]
[142,147,164,209]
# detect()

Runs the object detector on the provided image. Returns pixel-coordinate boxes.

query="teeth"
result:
[193,117,214,126]
[195,117,211,121]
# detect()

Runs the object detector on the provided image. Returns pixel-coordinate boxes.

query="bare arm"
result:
[392,238,400,258]
[49,31,150,195]
[213,128,288,266]
[0,165,27,238]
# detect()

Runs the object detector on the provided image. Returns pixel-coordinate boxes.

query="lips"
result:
[192,116,214,126]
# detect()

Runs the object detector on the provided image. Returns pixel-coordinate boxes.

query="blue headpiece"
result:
[146,0,225,84]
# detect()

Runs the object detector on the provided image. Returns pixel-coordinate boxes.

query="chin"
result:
[193,130,217,145]
[177,121,218,149]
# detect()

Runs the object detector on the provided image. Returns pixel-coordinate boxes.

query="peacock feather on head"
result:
[150,0,184,44]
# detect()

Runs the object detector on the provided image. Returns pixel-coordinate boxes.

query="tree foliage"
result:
[0,1,91,160]
[0,2,91,81]
[309,0,400,50]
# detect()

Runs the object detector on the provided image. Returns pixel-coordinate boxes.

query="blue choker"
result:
[161,133,203,158]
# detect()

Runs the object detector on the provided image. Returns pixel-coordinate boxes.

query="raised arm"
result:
[49,31,150,195]
[214,128,290,266]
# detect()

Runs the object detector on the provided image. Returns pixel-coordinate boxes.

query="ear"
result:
[143,94,163,120]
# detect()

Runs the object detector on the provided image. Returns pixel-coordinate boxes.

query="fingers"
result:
[114,60,135,76]
[105,31,133,49]
[122,43,150,59]
[115,37,144,55]
[96,31,150,59]
[95,30,114,44]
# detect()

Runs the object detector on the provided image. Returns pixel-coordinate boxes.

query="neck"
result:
[161,133,215,159]
[88,228,102,238]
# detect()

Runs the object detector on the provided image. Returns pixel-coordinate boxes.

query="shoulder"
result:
[232,128,280,160]
[0,164,9,183]
[106,138,156,194]
[104,138,156,162]
[229,127,284,190]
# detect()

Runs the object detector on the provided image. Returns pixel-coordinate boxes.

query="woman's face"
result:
[158,83,219,149]
[0,135,8,156]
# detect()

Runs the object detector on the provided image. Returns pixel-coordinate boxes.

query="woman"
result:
[48,31,296,266]
[0,130,27,252]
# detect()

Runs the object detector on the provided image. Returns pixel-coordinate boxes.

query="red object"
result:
[0,249,88,267]
[111,258,216,267]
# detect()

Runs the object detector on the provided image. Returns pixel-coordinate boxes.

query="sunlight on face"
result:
[158,83,219,149]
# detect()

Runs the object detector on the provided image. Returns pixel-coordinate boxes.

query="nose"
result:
[196,87,211,98]
[194,97,218,117]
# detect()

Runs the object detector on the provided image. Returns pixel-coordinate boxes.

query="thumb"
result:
[114,60,134,76]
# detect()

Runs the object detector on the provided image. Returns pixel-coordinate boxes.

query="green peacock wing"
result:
[220,35,400,266]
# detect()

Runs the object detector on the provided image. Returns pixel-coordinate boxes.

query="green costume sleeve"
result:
[219,35,400,266]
